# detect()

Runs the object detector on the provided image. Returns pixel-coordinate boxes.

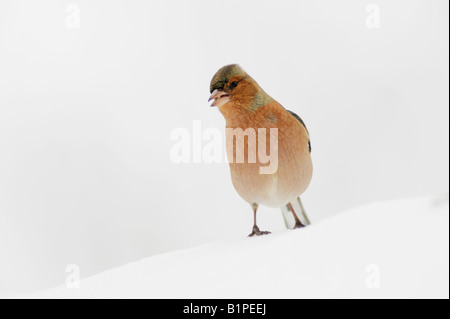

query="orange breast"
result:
[224,101,313,208]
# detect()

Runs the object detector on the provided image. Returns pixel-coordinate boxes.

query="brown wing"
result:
[287,110,311,153]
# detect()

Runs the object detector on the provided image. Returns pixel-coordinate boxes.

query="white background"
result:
[0,0,448,295]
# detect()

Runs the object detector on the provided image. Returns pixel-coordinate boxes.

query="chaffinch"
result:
[209,64,312,237]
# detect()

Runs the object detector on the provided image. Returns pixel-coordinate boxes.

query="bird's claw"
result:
[248,225,271,237]
[292,220,306,229]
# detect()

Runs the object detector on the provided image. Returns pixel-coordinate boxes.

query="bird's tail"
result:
[281,197,311,229]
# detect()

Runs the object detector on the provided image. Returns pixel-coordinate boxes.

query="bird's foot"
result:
[292,220,306,229]
[248,225,271,237]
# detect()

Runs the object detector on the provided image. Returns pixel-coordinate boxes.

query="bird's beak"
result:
[208,89,230,107]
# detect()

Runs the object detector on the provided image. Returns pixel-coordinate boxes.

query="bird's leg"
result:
[248,203,271,237]
[297,197,311,225]
[288,202,305,229]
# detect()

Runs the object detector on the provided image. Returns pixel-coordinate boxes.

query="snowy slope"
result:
[28,195,449,299]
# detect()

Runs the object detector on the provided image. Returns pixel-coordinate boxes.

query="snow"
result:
[26,195,449,299]
[0,0,448,296]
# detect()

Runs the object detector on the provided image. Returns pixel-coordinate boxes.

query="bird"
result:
[208,64,313,237]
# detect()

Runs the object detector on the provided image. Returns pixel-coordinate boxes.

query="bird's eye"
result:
[230,81,238,89]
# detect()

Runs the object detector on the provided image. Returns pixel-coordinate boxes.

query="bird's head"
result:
[208,64,273,112]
